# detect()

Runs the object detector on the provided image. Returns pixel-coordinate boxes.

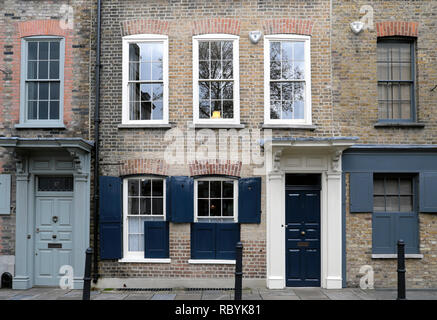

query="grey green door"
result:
[285,189,321,287]
[34,194,73,286]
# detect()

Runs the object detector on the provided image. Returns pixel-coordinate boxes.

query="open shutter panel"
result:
[170,176,194,223]
[350,172,373,213]
[238,177,261,223]
[191,223,215,259]
[99,176,122,260]
[0,174,11,214]
[419,172,437,213]
[372,213,394,254]
[215,223,240,260]
[396,213,419,254]
[144,221,169,258]
[166,177,171,221]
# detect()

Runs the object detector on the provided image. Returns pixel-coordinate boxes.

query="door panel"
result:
[35,196,73,286]
[285,190,321,287]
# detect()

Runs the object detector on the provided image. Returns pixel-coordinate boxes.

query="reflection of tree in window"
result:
[269,41,305,120]
[198,41,234,119]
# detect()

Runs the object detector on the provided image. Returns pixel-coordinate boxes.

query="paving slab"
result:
[93,293,128,300]
[201,291,232,300]
[320,289,361,300]
[242,293,262,300]
[151,293,177,300]
[293,288,329,300]
[175,293,203,300]
[124,293,154,300]
[261,294,300,300]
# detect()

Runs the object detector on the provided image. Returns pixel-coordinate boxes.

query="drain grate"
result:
[114,287,234,292]
[185,288,234,291]
[115,288,173,292]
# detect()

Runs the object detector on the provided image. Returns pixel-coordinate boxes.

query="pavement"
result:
[0,287,437,300]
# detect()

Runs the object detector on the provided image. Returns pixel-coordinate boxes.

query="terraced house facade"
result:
[0,0,436,291]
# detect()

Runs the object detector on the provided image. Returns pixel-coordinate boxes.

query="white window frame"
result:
[122,176,166,261]
[17,36,65,128]
[193,34,240,125]
[122,34,169,125]
[263,34,312,126]
[194,177,238,222]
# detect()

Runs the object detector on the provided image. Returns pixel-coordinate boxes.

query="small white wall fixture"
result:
[265,139,355,289]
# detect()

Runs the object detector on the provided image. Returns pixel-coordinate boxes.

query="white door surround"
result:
[264,138,356,289]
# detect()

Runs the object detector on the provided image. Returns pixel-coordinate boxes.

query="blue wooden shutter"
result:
[397,213,419,254]
[216,223,240,260]
[350,172,373,213]
[144,221,169,258]
[191,223,215,259]
[372,213,394,254]
[170,176,194,223]
[99,176,122,260]
[166,177,171,221]
[238,177,261,223]
[0,174,11,214]
[419,172,437,212]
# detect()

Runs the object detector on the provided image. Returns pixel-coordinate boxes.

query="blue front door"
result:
[285,190,321,287]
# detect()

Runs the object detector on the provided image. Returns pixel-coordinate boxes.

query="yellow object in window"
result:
[212,111,221,119]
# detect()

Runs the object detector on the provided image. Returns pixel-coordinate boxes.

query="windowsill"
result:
[188,259,236,265]
[374,122,425,128]
[372,254,423,259]
[15,123,66,129]
[189,123,245,129]
[261,123,316,130]
[118,258,171,263]
[118,123,173,129]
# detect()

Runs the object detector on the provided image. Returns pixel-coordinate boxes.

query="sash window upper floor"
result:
[122,34,169,126]
[193,34,240,126]
[17,37,65,128]
[377,38,416,122]
[263,34,312,127]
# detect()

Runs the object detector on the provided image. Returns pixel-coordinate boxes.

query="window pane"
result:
[198,181,209,198]
[386,196,399,212]
[50,42,60,60]
[39,42,49,60]
[400,102,411,119]
[199,61,210,79]
[140,179,151,196]
[140,62,151,80]
[28,82,38,100]
[129,62,139,80]
[128,216,140,233]
[374,179,384,194]
[223,181,233,198]
[128,179,139,196]
[198,199,209,216]
[152,198,163,215]
[222,60,233,79]
[49,101,59,119]
[270,61,281,80]
[128,234,140,252]
[294,61,305,79]
[294,100,304,119]
[210,41,221,60]
[282,101,293,119]
[223,199,234,216]
[129,44,140,62]
[270,101,280,119]
[152,84,163,101]
[210,60,221,79]
[210,81,221,100]
[377,62,388,80]
[28,61,38,79]
[50,82,60,100]
[270,42,281,61]
[28,101,38,120]
[270,82,281,101]
[129,198,139,215]
[49,61,59,79]
[385,178,398,195]
[38,61,48,79]
[222,41,233,60]
[210,199,221,216]
[294,42,304,61]
[38,176,73,191]
[400,63,411,80]
[282,82,293,100]
[140,84,152,101]
[199,82,210,100]
[373,196,385,211]
[282,60,293,79]
[210,181,221,198]
[140,198,151,215]
[152,180,163,196]
[130,102,140,120]
[199,101,210,119]
[150,42,163,61]
[294,82,305,101]
[129,83,140,102]
[151,62,163,80]
[400,179,412,194]
[400,196,413,212]
[39,101,48,119]
[151,101,163,120]
[140,101,152,120]
[28,42,38,60]
[199,42,209,60]
[281,41,293,61]
[223,101,233,118]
